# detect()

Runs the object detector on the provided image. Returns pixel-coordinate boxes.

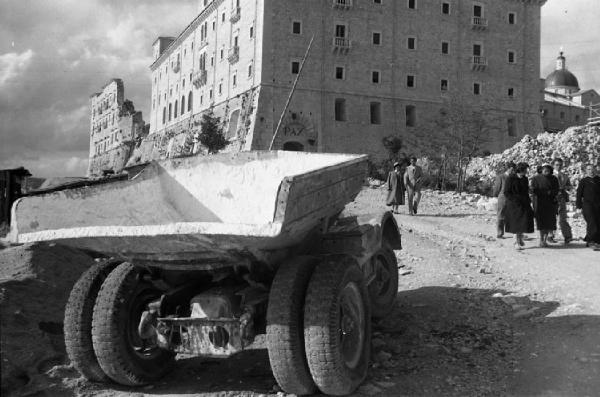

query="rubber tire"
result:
[92,262,175,386]
[64,259,121,382]
[304,256,371,396]
[369,247,399,319]
[266,256,318,395]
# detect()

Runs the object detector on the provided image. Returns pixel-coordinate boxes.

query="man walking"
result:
[404,156,423,215]
[549,158,573,244]
[492,162,515,238]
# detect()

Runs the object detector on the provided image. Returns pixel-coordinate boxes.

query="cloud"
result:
[0,49,33,85]
[0,0,196,177]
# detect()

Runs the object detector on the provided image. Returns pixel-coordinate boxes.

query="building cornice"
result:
[150,0,225,71]
[506,0,547,5]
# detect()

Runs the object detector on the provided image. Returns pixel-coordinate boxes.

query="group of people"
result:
[494,158,600,250]
[386,156,423,216]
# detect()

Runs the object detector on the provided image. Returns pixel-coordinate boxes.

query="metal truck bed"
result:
[10,151,368,265]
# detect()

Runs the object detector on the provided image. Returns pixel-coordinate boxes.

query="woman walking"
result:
[386,162,405,214]
[504,162,534,250]
[576,164,600,249]
[530,164,560,247]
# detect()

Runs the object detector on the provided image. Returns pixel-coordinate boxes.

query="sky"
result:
[0,0,599,178]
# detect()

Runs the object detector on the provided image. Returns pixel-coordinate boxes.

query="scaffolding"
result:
[587,102,600,132]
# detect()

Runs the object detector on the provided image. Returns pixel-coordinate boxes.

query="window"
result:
[218,82,222,95]
[232,72,237,87]
[473,83,481,95]
[406,105,416,127]
[508,12,516,24]
[441,79,448,91]
[222,12,225,22]
[162,108,166,124]
[291,61,300,74]
[473,43,482,56]
[407,37,416,50]
[335,66,345,80]
[248,63,253,77]
[473,4,483,17]
[220,48,224,60]
[372,70,380,84]
[508,87,514,98]
[406,75,415,88]
[181,96,185,113]
[174,100,178,118]
[292,21,302,34]
[507,118,516,137]
[374,0,382,3]
[188,92,193,111]
[168,104,172,121]
[335,24,347,38]
[250,25,254,38]
[210,89,213,99]
[560,111,565,119]
[211,56,214,66]
[370,102,382,124]
[508,51,515,63]
[408,0,416,9]
[442,2,450,14]
[335,98,346,121]
[441,41,449,54]
[372,32,381,45]
[575,114,580,123]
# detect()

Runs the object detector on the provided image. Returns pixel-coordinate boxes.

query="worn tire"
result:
[92,262,175,386]
[304,256,371,396]
[369,247,399,318]
[64,259,121,382]
[266,256,318,395]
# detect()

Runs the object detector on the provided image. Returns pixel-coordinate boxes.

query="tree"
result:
[409,96,500,191]
[382,135,404,162]
[199,111,229,154]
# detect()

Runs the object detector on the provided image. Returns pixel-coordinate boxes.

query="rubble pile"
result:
[467,126,600,192]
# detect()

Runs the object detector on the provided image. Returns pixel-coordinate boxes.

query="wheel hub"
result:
[338,282,365,369]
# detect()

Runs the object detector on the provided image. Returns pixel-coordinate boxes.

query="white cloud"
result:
[0,49,34,85]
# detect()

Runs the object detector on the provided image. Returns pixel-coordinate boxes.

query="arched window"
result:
[174,100,178,118]
[162,107,166,124]
[181,96,185,114]
[188,91,193,111]
[168,104,172,121]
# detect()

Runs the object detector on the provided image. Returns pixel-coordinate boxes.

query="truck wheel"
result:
[304,256,371,396]
[64,259,120,382]
[92,262,175,386]
[266,256,318,395]
[368,247,399,318]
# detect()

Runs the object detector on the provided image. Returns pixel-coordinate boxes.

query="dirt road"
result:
[4,187,600,396]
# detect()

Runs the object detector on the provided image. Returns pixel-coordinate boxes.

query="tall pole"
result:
[268,35,315,151]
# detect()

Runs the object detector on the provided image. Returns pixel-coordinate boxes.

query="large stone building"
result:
[143,0,547,162]
[89,79,146,176]
[540,51,600,132]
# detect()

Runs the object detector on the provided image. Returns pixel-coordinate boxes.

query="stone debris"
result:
[467,126,600,192]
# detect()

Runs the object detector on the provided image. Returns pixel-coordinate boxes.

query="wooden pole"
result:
[268,35,315,151]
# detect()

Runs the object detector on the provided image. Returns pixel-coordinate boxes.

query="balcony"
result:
[471,16,488,30]
[332,37,351,53]
[230,7,241,23]
[192,70,208,89]
[332,0,352,9]
[227,46,240,64]
[471,56,488,71]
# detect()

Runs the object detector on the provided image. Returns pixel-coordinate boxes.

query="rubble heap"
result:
[467,126,600,192]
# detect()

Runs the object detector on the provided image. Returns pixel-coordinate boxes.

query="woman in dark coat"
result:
[530,164,560,247]
[504,162,534,249]
[386,162,405,214]
[576,164,600,248]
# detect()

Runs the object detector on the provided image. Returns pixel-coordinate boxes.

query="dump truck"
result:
[9,151,402,396]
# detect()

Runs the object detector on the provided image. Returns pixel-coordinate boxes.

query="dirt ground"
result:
[2,186,599,397]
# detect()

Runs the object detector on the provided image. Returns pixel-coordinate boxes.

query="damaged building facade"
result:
[138,0,546,163]
[88,79,146,176]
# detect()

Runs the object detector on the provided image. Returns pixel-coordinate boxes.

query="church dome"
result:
[545,51,580,91]
[545,69,579,90]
